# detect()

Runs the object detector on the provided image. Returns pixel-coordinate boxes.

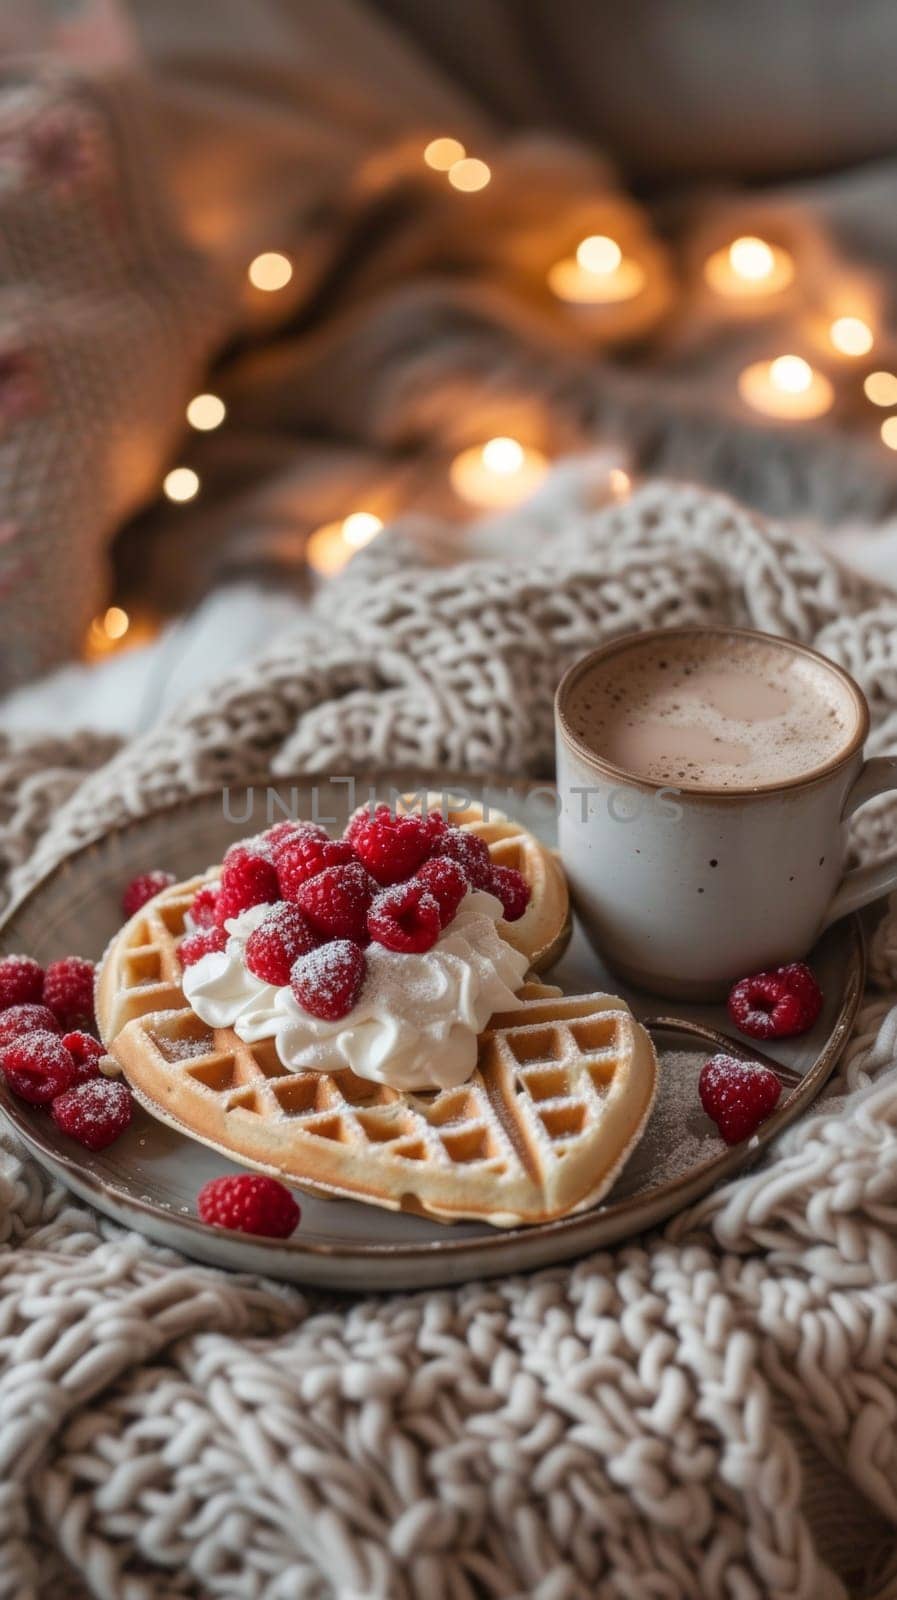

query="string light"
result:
[576,235,622,275]
[549,235,645,304]
[186,393,226,431]
[738,355,834,420]
[865,371,897,407]
[830,316,873,356]
[307,512,384,577]
[424,137,466,171]
[248,252,293,291]
[881,418,897,451]
[704,235,794,297]
[163,467,200,502]
[341,511,383,549]
[447,157,491,192]
[102,605,130,640]
[608,467,631,497]
[86,605,134,658]
[450,436,548,508]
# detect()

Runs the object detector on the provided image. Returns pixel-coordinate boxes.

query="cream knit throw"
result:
[4,481,897,1600]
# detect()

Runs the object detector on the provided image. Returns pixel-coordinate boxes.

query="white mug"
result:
[555,625,897,999]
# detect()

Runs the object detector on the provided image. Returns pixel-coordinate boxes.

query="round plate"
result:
[0,772,864,1290]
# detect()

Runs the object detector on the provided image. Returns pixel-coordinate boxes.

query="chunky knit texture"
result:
[3,479,897,1598]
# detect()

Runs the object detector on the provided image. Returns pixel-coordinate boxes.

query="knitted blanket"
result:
[4,479,897,1600]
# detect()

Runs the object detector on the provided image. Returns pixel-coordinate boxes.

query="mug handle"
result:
[822,756,897,928]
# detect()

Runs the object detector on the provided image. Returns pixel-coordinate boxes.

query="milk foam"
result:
[565,634,858,790]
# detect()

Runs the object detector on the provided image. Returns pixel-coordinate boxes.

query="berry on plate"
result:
[727,961,822,1040]
[197,1173,300,1238]
[367,881,442,953]
[488,865,531,923]
[435,827,493,889]
[61,1030,105,1084]
[0,1003,60,1045]
[244,902,318,986]
[291,940,366,1020]
[122,871,176,918]
[295,861,374,942]
[276,834,354,900]
[0,955,44,1011]
[264,819,329,861]
[217,845,279,920]
[350,809,433,886]
[1,1030,78,1104]
[698,1053,782,1144]
[43,957,95,1030]
[179,927,228,968]
[416,856,467,927]
[51,1078,133,1150]
[191,884,221,928]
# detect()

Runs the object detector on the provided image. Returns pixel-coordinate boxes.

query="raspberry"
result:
[698,1053,782,1144]
[191,884,221,928]
[415,857,468,927]
[264,820,329,859]
[487,865,531,922]
[435,827,493,889]
[296,861,374,942]
[291,939,366,1021]
[0,955,44,1011]
[179,926,228,968]
[61,1031,104,1084]
[217,845,279,920]
[43,957,95,1030]
[367,881,442,953]
[727,961,822,1040]
[244,903,318,985]
[51,1078,133,1150]
[122,870,175,918]
[350,811,433,886]
[1,1030,77,1104]
[277,835,354,900]
[0,1004,60,1045]
[344,801,392,845]
[197,1173,300,1238]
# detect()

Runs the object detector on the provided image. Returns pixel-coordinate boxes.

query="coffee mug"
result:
[555,624,897,999]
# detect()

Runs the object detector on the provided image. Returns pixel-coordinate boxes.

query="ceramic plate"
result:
[0,773,864,1290]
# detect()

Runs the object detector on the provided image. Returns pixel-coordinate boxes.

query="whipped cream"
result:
[182,889,529,1091]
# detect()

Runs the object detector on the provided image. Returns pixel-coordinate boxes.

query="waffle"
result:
[96,876,655,1226]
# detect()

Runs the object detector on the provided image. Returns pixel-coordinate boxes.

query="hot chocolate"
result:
[563,630,860,790]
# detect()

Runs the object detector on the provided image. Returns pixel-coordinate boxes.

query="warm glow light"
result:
[424,137,466,171]
[450,437,548,508]
[738,355,834,420]
[163,466,200,502]
[881,418,897,451]
[865,371,897,407]
[830,316,873,356]
[186,393,226,431]
[103,605,130,639]
[248,252,293,291]
[342,511,383,549]
[704,236,794,298]
[447,157,491,192]
[609,467,631,497]
[576,235,622,276]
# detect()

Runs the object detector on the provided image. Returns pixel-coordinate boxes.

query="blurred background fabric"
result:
[2,0,897,696]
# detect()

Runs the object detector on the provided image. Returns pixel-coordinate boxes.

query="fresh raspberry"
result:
[179,926,229,968]
[277,834,354,900]
[344,801,392,845]
[435,827,493,889]
[727,961,823,1040]
[698,1053,782,1144]
[295,861,374,942]
[487,865,531,923]
[61,1031,104,1084]
[197,1173,300,1238]
[244,903,318,985]
[122,870,175,919]
[367,881,442,953]
[291,939,366,1021]
[217,845,279,920]
[51,1078,133,1150]
[415,856,468,927]
[0,1004,60,1045]
[350,810,433,886]
[43,957,95,1030]
[264,819,329,859]
[190,884,221,928]
[0,955,44,1011]
[1,1030,77,1104]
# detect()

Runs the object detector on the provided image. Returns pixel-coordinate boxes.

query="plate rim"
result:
[0,771,866,1265]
